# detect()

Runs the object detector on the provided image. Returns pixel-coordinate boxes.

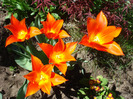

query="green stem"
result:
[14,43,31,55]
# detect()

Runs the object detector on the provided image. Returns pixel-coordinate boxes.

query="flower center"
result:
[17,30,27,40]
[38,72,49,86]
[51,53,65,64]
[93,36,100,42]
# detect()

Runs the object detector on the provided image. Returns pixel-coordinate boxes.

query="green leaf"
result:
[15,56,32,71]
[35,14,41,28]
[96,95,102,99]
[84,96,90,99]
[7,44,32,71]
[5,12,12,19]
[16,80,28,99]
[100,90,106,95]
[27,40,49,65]
[79,89,86,95]
[51,13,61,20]
[101,78,108,86]
[35,34,47,43]
[0,93,2,99]
[16,3,23,10]
[97,75,103,80]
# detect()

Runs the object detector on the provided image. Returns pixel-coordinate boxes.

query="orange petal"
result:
[25,82,40,97]
[4,25,18,36]
[38,43,53,58]
[47,12,55,26]
[51,72,67,86]
[28,27,41,39]
[45,33,57,39]
[31,55,43,72]
[51,20,63,34]
[41,21,50,34]
[79,35,90,46]
[24,71,37,82]
[5,35,18,47]
[113,27,122,37]
[79,35,107,51]
[63,53,76,62]
[55,63,67,75]
[89,42,107,51]
[53,38,64,52]
[41,81,51,94]
[65,42,77,54]
[105,41,124,56]
[41,64,54,76]
[20,18,27,32]
[97,26,116,44]
[87,18,97,36]
[58,30,70,38]
[96,11,108,32]
[11,14,19,26]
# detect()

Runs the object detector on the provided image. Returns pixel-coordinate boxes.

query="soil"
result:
[0,6,133,99]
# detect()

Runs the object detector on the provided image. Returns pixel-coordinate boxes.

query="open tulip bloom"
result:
[4,15,41,47]
[79,11,124,56]
[24,55,67,97]
[38,38,77,75]
[40,12,70,39]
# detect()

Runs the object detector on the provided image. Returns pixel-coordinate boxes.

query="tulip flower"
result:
[4,15,41,47]
[38,38,77,75]
[24,55,67,97]
[79,11,124,56]
[41,12,70,39]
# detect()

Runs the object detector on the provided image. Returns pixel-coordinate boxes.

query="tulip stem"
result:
[14,42,31,55]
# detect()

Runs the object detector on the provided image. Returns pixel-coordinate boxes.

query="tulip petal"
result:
[38,43,53,58]
[79,35,107,51]
[41,21,50,34]
[65,42,77,54]
[11,14,19,26]
[55,63,67,75]
[51,20,63,34]
[58,30,70,38]
[41,64,54,76]
[4,25,18,36]
[31,55,43,72]
[89,42,107,51]
[113,27,122,37]
[20,18,27,32]
[96,11,108,32]
[51,72,67,86]
[24,71,37,82]
[5,35,18,47]
[53,38,64,52]
[47,12,55,26]
[87,18,97,36]
[63,53,76,62]
[97,26,116,44]
[28,27,41,39]
[79,35,89,46]
[41,81,51,94]
[105,41,124,55]
[25,82,40,97]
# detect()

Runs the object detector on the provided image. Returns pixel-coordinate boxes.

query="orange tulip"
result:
[24,55,67,97]
[41,12,70,39]
[38,38,77,75]
[79,11,124,56]
[4,15,41,47]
